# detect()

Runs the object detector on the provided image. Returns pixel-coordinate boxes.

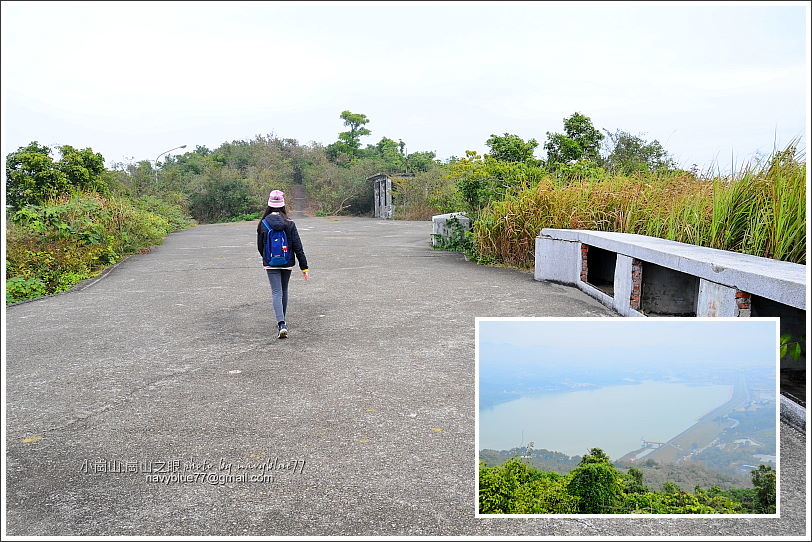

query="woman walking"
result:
[257,190,309,339]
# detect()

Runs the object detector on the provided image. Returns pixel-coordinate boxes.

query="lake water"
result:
[479,381,733,459]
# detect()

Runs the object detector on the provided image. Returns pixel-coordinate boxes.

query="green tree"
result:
[367,136,405,172]
[624,467,648,494]
[406,150,438,173]
[603,129,675,174]
[111,160,158,197]
[486,133,539,163]
[723,487,759,512]
[56,145,107,192]
[751,465,776,513]
[479,458,578,514]
[339,110,371,147]
[446,150,546,217]
[662,481,681,494]
[621,488,738,514]
[6,142,69,209]
[302,149,380,215]
[479,457,538,513]
[213,140,254,173]
[188,170,253,223]
[276,137,308,184]
[324,141,355,165]
[566,448,624,513]
[578,447,612,465]
[6,142,108,209]
[393,165,457,219]
[693,485,747,513]
[326,110,371,162]
[544,112,604,167]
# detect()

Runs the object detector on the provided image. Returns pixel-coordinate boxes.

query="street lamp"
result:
[154,144,187,185]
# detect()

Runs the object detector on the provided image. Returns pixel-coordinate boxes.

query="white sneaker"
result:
[277,323,288,339]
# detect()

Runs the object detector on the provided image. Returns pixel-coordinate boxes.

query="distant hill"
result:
[615,458,751,491]
[480,447,582,474]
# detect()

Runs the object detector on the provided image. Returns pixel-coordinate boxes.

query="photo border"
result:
[474,316,781,519]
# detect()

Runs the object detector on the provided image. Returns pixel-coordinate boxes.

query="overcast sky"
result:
[1,1,809,173]
[478,318,778,366]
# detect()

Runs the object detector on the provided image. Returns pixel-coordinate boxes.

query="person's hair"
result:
[257,205,291,232]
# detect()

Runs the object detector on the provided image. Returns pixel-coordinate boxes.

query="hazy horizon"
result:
[479,380,736,458]
[478,319,778,368]
[2,1,807,174]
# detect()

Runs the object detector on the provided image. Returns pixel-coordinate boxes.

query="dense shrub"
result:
[445,151,547,218]
[302,153,380,215]
[479,458,578,514]
[392,167,457,220]
[479,448,767,514]
[132,193,193,230]
[6,193,193,304]
[188,173,255,223]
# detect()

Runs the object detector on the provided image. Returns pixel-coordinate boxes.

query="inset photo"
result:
[476,317,779,517]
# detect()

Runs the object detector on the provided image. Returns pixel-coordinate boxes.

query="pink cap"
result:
[268,190,285,208]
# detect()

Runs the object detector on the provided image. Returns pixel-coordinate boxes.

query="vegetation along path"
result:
[5,217,806,536]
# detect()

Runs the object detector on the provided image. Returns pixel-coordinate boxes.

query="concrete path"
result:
[5,217,806,536]
[290,185,309,218]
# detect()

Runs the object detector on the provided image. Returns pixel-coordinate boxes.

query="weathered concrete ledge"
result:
[781,395,806,434]
[431,212,471,247]
[536,229,806,312]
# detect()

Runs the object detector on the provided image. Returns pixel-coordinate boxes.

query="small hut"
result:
[368,172,414,219]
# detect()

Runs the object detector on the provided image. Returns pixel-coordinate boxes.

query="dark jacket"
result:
[257,213,308,270]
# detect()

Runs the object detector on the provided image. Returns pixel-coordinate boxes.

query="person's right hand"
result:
[302,270,309,281]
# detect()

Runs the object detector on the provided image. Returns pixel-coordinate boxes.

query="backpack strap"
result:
[261,218,272,232]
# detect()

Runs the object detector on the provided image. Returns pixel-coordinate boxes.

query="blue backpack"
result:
[261,219,292,266]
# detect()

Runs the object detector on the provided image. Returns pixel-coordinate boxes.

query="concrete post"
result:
[534,236,581,284]
[613,254,634,315]
[373,180,381,218]
[385,177,393,219]
[697,280,739,317]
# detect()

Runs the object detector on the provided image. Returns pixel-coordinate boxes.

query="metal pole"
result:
[154,144,187,186]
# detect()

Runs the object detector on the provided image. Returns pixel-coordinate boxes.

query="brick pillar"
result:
[735,290,751,317]
[580,244,589,282]
[629,258,643,311]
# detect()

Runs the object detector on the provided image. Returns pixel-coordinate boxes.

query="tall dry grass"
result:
[474,146,806,268]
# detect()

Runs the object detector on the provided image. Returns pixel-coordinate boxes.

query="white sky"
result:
[1,1,809,173]
[478,318,778,366]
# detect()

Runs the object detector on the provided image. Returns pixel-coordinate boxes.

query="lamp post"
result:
[154,144,187,186]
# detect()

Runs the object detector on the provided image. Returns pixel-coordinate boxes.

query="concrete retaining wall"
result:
[431,213,471,247]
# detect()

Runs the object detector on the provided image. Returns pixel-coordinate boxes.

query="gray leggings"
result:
[266,269,292,323]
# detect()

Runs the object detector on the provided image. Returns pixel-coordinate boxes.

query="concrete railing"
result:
[535,229,805,316]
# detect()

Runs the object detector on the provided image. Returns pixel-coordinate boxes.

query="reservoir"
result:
[479,381,733,459]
